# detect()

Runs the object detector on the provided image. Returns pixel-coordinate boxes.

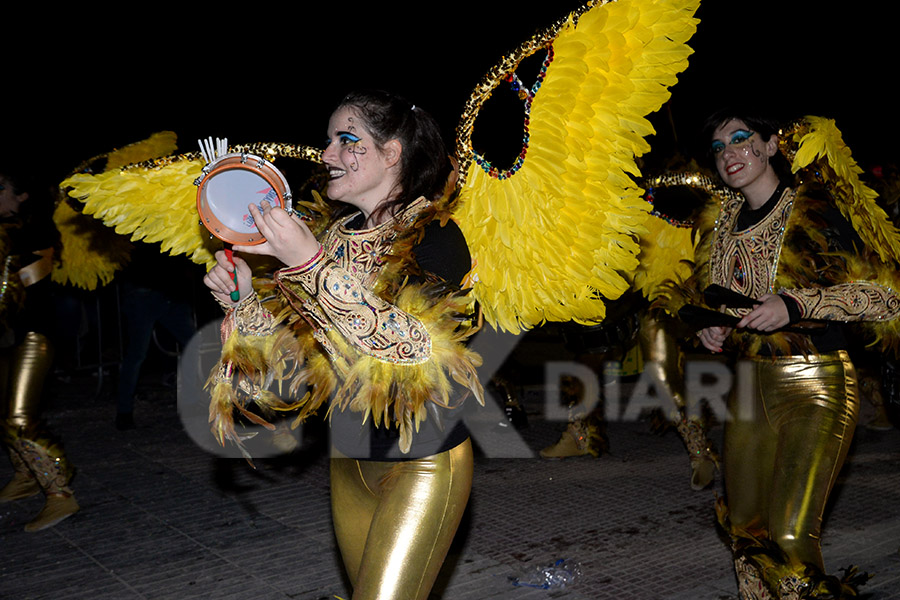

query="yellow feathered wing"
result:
[455,0,701,333]
[633,212,694,301]
[783,116,900,265]
[51,200,133,289]
[782,116,900,353]
[60,142,323,271]
[53,131,180,289]
[61,151,217,268]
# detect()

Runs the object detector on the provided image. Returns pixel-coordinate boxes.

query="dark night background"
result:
[4,2,898,187]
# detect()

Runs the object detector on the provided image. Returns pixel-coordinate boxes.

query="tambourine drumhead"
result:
[196,153,292,245]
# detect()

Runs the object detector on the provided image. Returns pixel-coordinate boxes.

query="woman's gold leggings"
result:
[330,439,473,600]
[1,332,54,430]
[724,351,858,569]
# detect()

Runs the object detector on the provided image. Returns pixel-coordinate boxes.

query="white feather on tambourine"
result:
[194,136,293,246]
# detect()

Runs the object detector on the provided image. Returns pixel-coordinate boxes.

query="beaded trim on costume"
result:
[642,171,737,229]
[119,142,322,172]
[277,198,434,365]
[233,295,276,337]
[454,1,597,186]
[781,283,900,322]
[472,46,555,180]
[708,188,796,315]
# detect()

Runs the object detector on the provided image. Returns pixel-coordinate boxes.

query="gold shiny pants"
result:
[641,315,717,489]
[330,439,473,600]
[1,331,54,430]
[639,315,685,408]
[724,351,858,570]
[1,331,73,494]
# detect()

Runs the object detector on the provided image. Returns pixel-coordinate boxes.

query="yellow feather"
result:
[105,131,178,171]
[61,142,323,271]
[455,0,701,332]
[62,156,219,268]
[53,131,180,289]
[632,213,695,300]
[785,116,900,265]
[51,199,132,290]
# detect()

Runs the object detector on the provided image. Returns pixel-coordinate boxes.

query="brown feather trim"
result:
[663,183,900,357]
[206,197,482,457]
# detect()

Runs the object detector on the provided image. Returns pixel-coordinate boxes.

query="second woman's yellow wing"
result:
[783,116,900,265]
[455,0,701,333]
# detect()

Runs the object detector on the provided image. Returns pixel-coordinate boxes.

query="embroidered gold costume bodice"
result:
[276,198,433,365]
[708,188,795,317]
[707,187,899,323]
[211,196,484,455]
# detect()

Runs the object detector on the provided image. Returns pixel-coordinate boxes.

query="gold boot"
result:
[690,456,717,491]
[13,437,79,532]
[0,451,40,502]
[25,492,80,532]
[540,416,607,458]
[676,417,718,490]
[861,374,893,431]
[540,427,588,458]
[1,332,54,504]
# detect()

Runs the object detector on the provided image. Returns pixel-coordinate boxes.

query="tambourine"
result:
[195,152,292,245]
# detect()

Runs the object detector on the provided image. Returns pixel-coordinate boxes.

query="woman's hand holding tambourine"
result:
[204,250,254,305]
[234,200,320,267]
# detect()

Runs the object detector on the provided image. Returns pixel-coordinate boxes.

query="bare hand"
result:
[233,201,320,267]
[203,250,253,305]
[698,325,731,353]
[736,294,790,332]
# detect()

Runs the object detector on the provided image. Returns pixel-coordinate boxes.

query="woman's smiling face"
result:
[710,118,778,193]
[322,106,399,215]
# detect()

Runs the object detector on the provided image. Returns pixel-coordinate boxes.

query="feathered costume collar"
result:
[208,194,484,459]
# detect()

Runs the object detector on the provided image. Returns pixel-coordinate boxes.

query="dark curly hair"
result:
[334,90,452,222]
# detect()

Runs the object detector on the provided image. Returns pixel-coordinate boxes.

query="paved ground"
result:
[2,323,899,600]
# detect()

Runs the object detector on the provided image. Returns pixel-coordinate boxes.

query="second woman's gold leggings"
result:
[724,351,858,569]
[330,439,473,600]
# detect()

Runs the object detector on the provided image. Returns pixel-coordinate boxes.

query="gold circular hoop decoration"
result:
[642,171,741,227]
[453,1,600,187]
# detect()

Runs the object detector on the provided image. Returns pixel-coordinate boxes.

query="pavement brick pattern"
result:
[1,361,898,600]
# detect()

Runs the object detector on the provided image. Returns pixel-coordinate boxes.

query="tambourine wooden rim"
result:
[196,153,292,245]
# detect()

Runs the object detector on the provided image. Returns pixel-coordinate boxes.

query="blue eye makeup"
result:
[338,132,361,145]
[730,130,754,144]
[710,129,755,155]
[325,132,362,147]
